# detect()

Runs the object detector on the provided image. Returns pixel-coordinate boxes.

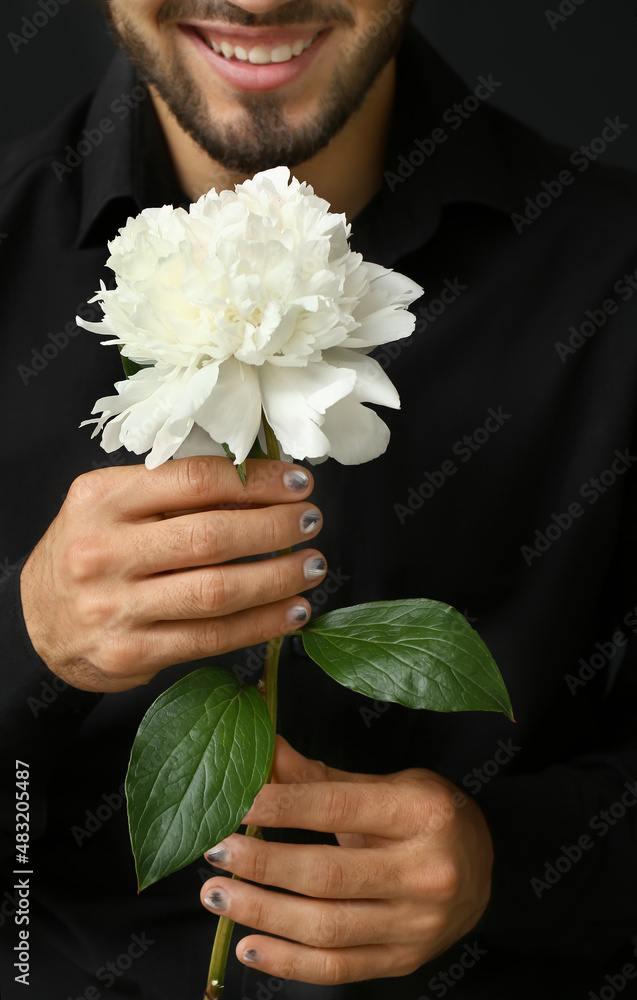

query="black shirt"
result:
[2,23,637,1000]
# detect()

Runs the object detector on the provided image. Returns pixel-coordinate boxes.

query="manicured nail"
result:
[243,948,263,965]
[283,469,309,491]
[205,842,231,865]
[203,887,230,912]
[300,509,322,534]
[304,556,327,580]
[287,604,309,625]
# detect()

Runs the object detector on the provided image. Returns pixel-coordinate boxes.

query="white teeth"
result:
[248,45,271,64]
[271,44,293,63]
[204,32,318,64]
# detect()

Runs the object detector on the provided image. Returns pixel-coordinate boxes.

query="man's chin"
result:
[155,84,338,176]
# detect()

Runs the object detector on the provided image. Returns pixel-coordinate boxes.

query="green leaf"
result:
[249,438,268,460]
[119,349,152,379]
[126,666,275,891]
[301,600,513,719]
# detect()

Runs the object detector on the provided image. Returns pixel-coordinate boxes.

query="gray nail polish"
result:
[283,469,309,491]
[204,887,230,912]
[205,842,230,865]
[243,948,263,964]
[304,556,327,580]
[300,509,321,534]
[287,604,309,625]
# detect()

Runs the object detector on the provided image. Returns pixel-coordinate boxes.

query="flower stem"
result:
[203,416,286,999]
[204,918,234,999]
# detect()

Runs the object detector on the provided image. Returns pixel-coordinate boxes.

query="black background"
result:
[1,0,637,172]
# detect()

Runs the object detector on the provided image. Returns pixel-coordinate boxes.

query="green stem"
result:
[204,918,234,999]
[203,415,285,999]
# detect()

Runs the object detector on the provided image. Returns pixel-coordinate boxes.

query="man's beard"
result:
[104,0,412,173]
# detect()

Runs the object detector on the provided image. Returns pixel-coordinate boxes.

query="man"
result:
[1,1,636,998]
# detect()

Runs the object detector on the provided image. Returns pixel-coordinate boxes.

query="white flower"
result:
[80,167,423,468]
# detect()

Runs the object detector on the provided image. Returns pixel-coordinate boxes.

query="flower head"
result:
[80,167,423,468]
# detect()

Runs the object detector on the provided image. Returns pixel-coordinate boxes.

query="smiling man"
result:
[104,0,408,213]
[1,2,637,999]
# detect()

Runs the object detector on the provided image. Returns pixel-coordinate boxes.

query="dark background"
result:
[1,0,637,171]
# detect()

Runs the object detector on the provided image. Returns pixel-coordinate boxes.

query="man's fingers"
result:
[201,877,401,949]
[139,598,314,669]
[87,456,313,519]
[243,780,424,839]
[204,834,403,899]
[234,934,414,985]
[139,550,327,621]
[125,501,323,574]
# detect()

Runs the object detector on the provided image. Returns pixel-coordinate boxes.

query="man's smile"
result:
[179,21,332,91]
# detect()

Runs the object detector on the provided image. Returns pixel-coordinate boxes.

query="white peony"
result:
[80,166,423,469]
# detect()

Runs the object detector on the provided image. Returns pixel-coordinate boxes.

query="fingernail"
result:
[287,604,309,625]
[304,556,327,581]
[205,841,231,865]
[203,887,230,912]
[300,509,322,534]
[243,947,263,965]
[283,469,309,491]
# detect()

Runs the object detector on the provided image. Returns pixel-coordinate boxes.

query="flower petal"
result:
[324,348,400,409]
[173,424,227,461]
[194,358,261,464]
[258,363,341,460]
[319,396,391,465]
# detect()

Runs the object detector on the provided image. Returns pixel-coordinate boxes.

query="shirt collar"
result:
[76,51,186,249]
[76,25,525,256]
[350,25,520,264]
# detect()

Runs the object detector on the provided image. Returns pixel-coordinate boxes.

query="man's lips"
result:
[179,22,331,92]
[184,21,326,52]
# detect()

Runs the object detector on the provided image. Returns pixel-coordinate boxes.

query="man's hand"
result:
[20,457,326,693]
[201,736,493,985]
